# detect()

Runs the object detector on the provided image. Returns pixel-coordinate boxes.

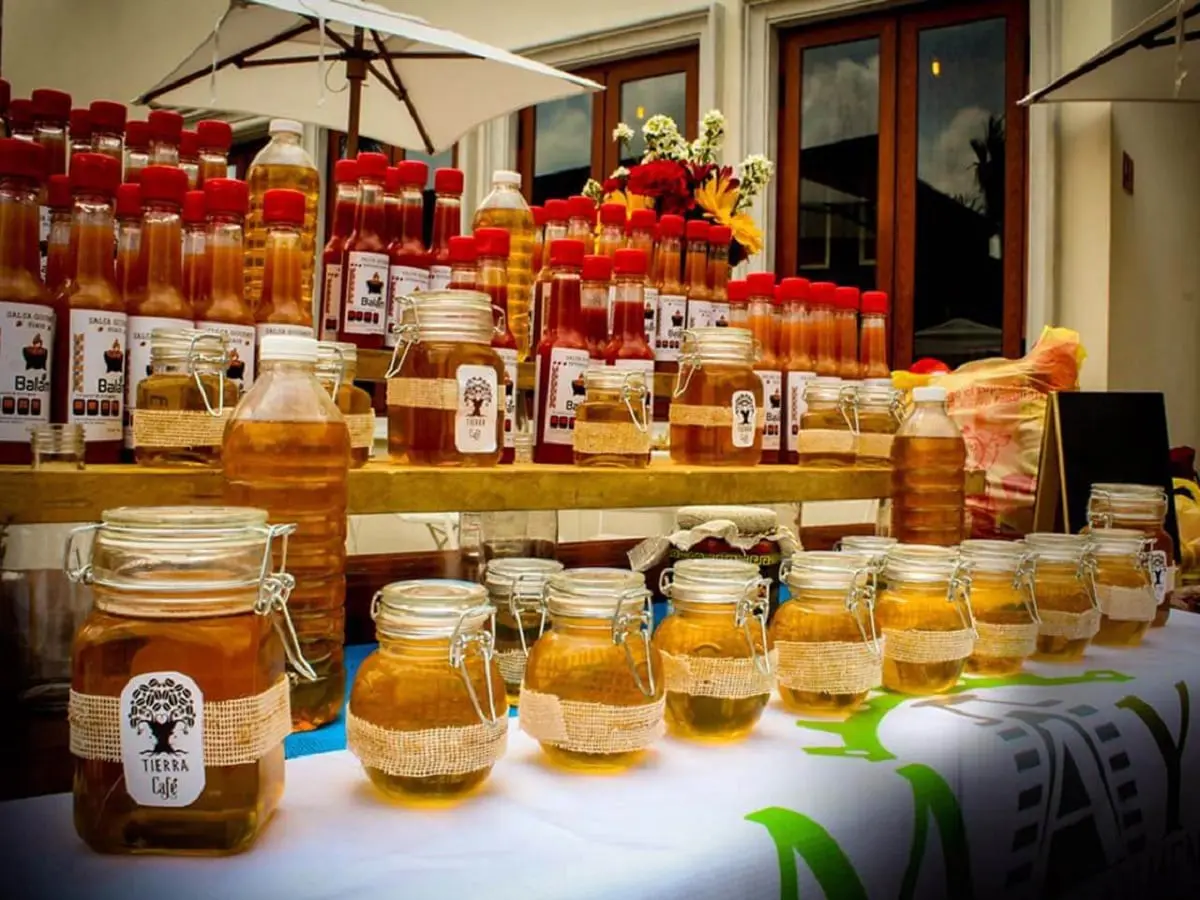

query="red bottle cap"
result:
[810,282,836,306]
[746,272,776,296]
[629,208,656,230]
[147,109,183,144]
[772,286,784,306]
[658,214,685,237]
[0,80,9,116]
[726,279,749,304]
[778,277,810,303]
[125,121,150,151]
[182,190,206,224]
[0,137,46,181]
[567,194,596,221]
[263,188,305,225]
[69,109,91,140]
[179,130,200,160]
[448,235,477,264]
[47,174,71,210]
[397,159,428,188]
[708,225,732,245]
[550,238,585,268]
[434,167,464,195]
[89,101,127,134]
[195,119,232,152]
[599,202,626,226]
[7,99,33,133]
[355,151,388,180]
[835,286,860,310]
[139,165,188,205]
[203,177,248,216]
[384,166,402,194]
[582,254,613,282]
[861,291,889,314]
[69,152,120,197]
[544,198,569,222]
[31,88,71,123]
[613,248,647,277]
[115,183,141,218]
[530,205,546,227]
[685,219,710,242]
[333,159,358,185]
[474,226,510,259]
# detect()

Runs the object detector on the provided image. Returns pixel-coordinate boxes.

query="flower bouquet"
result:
[581,110,774,267]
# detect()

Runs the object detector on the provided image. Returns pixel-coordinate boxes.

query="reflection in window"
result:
[532,94,593,206]
[619,72,688,168]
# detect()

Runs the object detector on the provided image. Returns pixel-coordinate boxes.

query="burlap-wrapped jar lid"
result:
[675,505,778,535]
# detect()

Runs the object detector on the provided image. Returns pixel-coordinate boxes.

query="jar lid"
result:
[484,557,564,603]
[394,289,496,346]
[315,340,357,378]
[676,505,777,534]
[839,535,897,557]
[855,382,899,407]
[1087,527,1147,556]
[805,378,848,403]
[373,579,493,638]
[786,550,873,591]
[680,326,756,363]
[584,366,646,392]
[1087,483,1167,522]
[545,568,648,618]
[959,539,1026,573]
[662,558,761,604]
[149,327,228,365]
[1024,532,1089,562]
[884,544,959,582]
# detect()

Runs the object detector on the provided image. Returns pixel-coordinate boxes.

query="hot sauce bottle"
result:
[383,166,402,246]
[181,190,207,311]
[8,99,34,142]
[88,101,127,165]
[0,139,53,465]
[683,219,712,330]
[707,225,732,327]
[58,151,124,464]
[533,238,588,464]
[835,286,860,379]
[147,110,183,167]
[746,272,782,464]
[532,198,569,345]
[809,282,839,377]
[447,235,478,289]
[727,279,748,327]
[31,88,70,176]
[125,165,191,453]
[386,159,431,349]
[196,120,233,187]
[606,247,656,412]
[530,204,546,279]
[319,158,357,340]
[69,109,92,161]
[596,202,625,257]
[627,208,657,342]
[179,129,201,189]
[123,121,150,183]
[256,188,314,348]
[581,254,612,360]
[196,177,255,395]
[566,195,596,254]
[43,174,72,292]
[338,151,389,349]
[859,290,890,379]
[475,226,519,464]
[779,277,815,465]
[0,80,8,137]
[428,167,463,291]
[114,183,142,301]
[654,214,686,374]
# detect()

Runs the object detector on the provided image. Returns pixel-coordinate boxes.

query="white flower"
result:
[693,109,726,163]
[612,123,635,146]
[612,166,630,180]
[735,154,776,210]
[641,114,688,162]
[581,179,605,202]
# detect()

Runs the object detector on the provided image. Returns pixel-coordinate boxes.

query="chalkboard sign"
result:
[1032,391,1180,550]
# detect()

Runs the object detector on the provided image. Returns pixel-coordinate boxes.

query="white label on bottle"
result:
[197,320,255,394]
[255,323,313,343]
[321,262,343,341]
[785,371,816,453]
[342,251,389,337]
[644,286,659,343]
[126,315,190,448]
[731,389,757,449]
[67,308,126,442]
[429,264,452,292]
[120,671,205,808]
[758,370,783,452]
[497,347,518,450]
[613,357,656,416]
[455,364,499,454]
[39,205,50,281]
[686,299,717,331]
[1150,552,1175,604]
[386,265,430,347]
[537,347,590,447]
[0,301,54,443]
[712,302,731,328]
[656,293,686,362]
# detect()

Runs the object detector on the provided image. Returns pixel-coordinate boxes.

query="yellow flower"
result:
[694,174,764,257]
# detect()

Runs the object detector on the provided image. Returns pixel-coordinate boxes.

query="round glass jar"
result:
[385,290,506,466]
[958,539,1038,676]
[520,568,663,773]
[65,506,308,856]
[772,551,880,715]
[347,579,507,806]
[1025,532,1099,662]
[484,557,565,705]
[133,329,237,468]
[316,340,375,468]
[653,559,772,741]
[573,367,651,467]
[838,534,898,592]
[877,545,974,695]
[1088,527,1158,647]
[1087,483,1175,628]
[797,377,856,466]
[851,380,902,467]
[669,327,763,465]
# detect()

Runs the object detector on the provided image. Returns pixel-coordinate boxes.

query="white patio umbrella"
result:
[135,0,601,154]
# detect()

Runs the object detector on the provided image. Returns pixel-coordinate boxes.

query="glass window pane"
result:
[619,71,688,168]
[913,18,1007,366]
[796,39,880,291]
[532,95,593,206]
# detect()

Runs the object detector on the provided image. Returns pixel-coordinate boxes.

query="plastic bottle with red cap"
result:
[707,225,732,327]
[532,197,570,344]
[181,190,207,309]
[114,184,142,299]
[8,99,34,142]
[475,226,519,463]
[534,238,589,464]
[596,202,625,258]
[606,247,656,412]
[428,167,464,290]
[859,290,890,379]
[626,208,658,341]
[386,160,431,349]
[339,151,389,349]
[31,88,70,176]
[566,195,596,255]
[833,286,860,379]
[580,254,612,359]
[196,177,256,392]
[778,277,815,464]
[654,214,687,370]
[124,121,151,183]
[0,80,9,137]
[319,158,357,340]
[809,281,839,377]
[179,130,200,189]
[726,279,748,328]
[69,109,92,160]
[256,187,314,351]
[195,120,232,187]
[683,219,712,330]
[43,174,72,293]
[447,235,478,289]
[147,110,183,167]
[88,101,126,165]
[0,138,54,464]
[746,272,782,463]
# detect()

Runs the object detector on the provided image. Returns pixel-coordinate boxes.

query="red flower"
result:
[627,161,689,203]
[602,176,625,194]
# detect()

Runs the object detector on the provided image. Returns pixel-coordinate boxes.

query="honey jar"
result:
[483,557,564,705]
[1025,532,1099,662]
[851,380,901,467]
[316,340,375,468]
[573,367,651,467]
[1087,483,1175,627]
[347,579,507,806]
[838,534,897,593]
[66,506,309,855]
[771,551,879,715]
[653,559,772,741]
[385,290,506,466]
[797,377,856,466]
[876,545,974,695]
[1088,527,1159,647]
[133,329,237,468]
[668,326,763,465]
[520,568,663,773]
[959,539,1038,676]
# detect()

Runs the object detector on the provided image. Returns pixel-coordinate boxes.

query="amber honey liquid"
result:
[890,435,966,546]
[770,595,871,716]
[574,394,649,468]
[1032,567,1094,662]
[876,584,966,695]
[474,207,536,360]
[494,610,542,705]
[1093,562,1153,647]
[669,364,762,465]
[245,163,319,314]
[965,575,1032,677]
[135,373,238,467]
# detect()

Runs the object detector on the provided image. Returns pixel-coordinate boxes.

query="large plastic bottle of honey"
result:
[472,171,535,361]
[223,333,349,731]
[890,385,966,545]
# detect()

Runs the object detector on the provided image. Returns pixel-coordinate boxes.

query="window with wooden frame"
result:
[517,47,699,207]
[776,0,1028,369]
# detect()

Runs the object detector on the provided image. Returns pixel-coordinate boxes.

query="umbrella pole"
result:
[345,27,365,157]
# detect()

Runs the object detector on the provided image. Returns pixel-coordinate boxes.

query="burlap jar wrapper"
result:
[857,433,894,460]
[68,676,291,766]
[132,409,232,449]
[574,420,650,456]
[668,404,766,429]
[1037,608,1102,640]
[344,412,376,450]
[629,515,800,573]
[495,648,528,687]
[773,640,881,695]
[519,688,665,754]
[1096,584,1157,622]
[659,650,773,699]
[386,377,458,410]
[883,628,975,664]
[972,621,1039,659]
[346,711,507,777]
[797,429,856,456]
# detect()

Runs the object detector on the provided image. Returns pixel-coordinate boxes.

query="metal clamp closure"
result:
[187,331,230,417]
[384,297,421,378]
[449,604,501,725]
[948,560,977,637]
[845,566,881,658]
[621,371,650,433]
[1014,552,1042,624]
[63,522,102,585]
[504,571,550,657]
[734,577,772,675]
[253,523,317,683]
[611,589,657,698]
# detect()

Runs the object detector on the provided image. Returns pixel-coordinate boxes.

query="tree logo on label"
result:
[463,376,493,417]
[735,393,756,426]
[127,676,197,756]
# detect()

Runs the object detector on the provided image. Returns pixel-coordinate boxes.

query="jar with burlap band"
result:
[771,550,881,715]
[850,380,902,467]
[384,290,506,466]
[1087,527,1161,648]
[958,539,1039,677]
[876,545,974,696]
[520,568,663,773]
[837,535,898,579]
[348,579,507,805]
[1025,532,1100,662]
[669,326,764,465]
[797,377,857,466]
[64,506,311,855]
[316,340,375,467]
[132,328,237,467]
[652,559,772,741]
[1087,482,1176,629]
[484,557,564,704]
[574,367,651,467]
